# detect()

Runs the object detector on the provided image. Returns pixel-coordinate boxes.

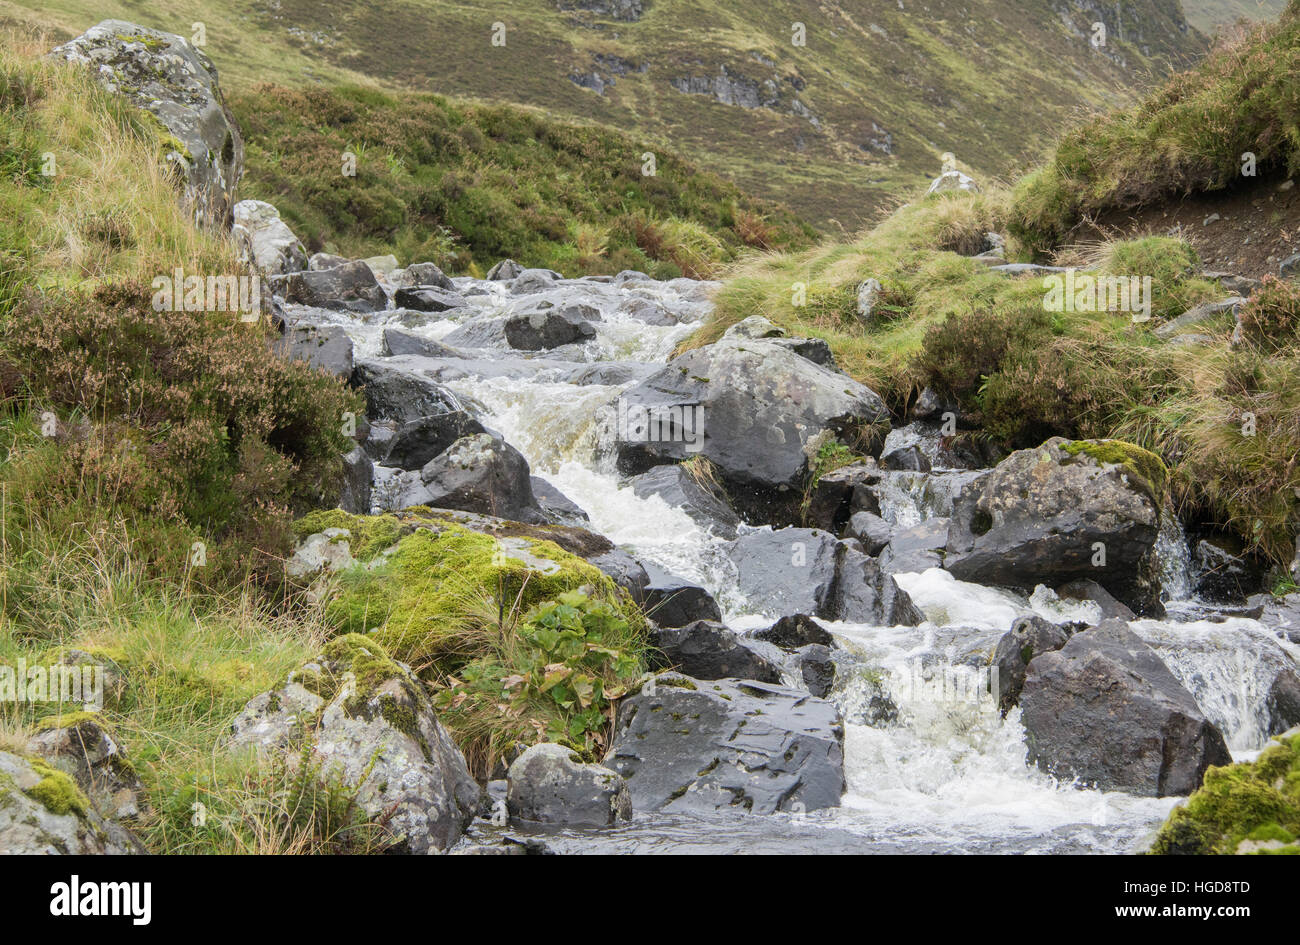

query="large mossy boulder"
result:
[230,634,481,854]
[51,21,244,228]
[0,750,140,854]
[1020,619,1231,796]
[945,438,1169,614]
[1150,728,1300,855]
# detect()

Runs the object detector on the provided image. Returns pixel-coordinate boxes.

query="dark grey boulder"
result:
[1020,619,1232,796]
[882,444,932,472]
[992,615,1070,715]
[340,446,373,515]
[754,613,835,650]
[273,260,387,312]
[397,262,455,291]
[729,528,840,618]
[832,544,925,625]
[794,644,836,698]
[407,434,543,523]
[804,462,880,533]
[640,562,722,627]
[273,323,354,378]
[628,465,739,538]
[503,308,595,350]
[1193,538,1261,602]
[380,328,461,359]
[615,337,889,523]
[1267,668,1300,736]
[1055,578,1136,620]
[945,438,1167,615]
[380,411,487,471]
[878,518,949,577]
[531,477,590,525]
[847,510,893,555]
[506,743,631,828]
[605,674,845,814]
[652,620,782,683]
[588,548,650,600]
[392,286,467,313]
[510,268,563,295]
[353,358,469,424]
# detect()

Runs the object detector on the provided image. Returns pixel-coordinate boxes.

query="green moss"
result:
[1150,732,1300,855]
[320,633,403,701]
[34,710,106,732]
[23,758,90,818]
[1061,439,1170,508]
[292,510,408,562]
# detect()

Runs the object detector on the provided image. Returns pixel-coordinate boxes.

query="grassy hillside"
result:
[230,83,815,277]
[1183,0,1286,33]
[695,2,1300,568]
[4,0,1206,231]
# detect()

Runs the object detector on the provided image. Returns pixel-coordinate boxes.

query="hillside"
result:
[4,0,1207,231]
[1183,0,1286,32]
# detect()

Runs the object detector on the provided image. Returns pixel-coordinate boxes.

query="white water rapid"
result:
[299,270,1299,854]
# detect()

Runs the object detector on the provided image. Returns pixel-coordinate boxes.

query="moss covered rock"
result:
[1150,728,1300,855]
[229,634,481,854]
[0,751,140,854]
[26,712,146,822]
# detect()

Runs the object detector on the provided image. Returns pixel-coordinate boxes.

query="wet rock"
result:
[640,562,722,628]
[794,644,836,698]
[379,411,488,471]
[588,548,650,599]
[1193,538,1261,603]
[506,744,631,828]
[628,465,739,538]
[652,621,782,683]
[230,635,481,853]
[531,477,590,526]
[25,714,146,823]
[380,328,461,359]
[340,447,373,515]
[992,616,1070,715]
[0,750,140,854]
[510,268,563,295]
[52,21,243,228]
[879,518,949,576]
[753,613,835,650]
[273,323,353,378]
[605,674,845,814]
[945,438,1167,615]
[1020,619,1232,796]
[503,308,596,350]
[407,434,544,523]
[396,262,455,291]
[804,461,880,533]
[486,258,524,281]
[832,544,925,625]
[847,510,893,555]
[615,337,889,524]
[392,285,468,313]
[353,358,472,424]
[881,443,931,472]
[1267,668,1300,736]
[1055,578,1135,620]
[233,200,306,276]
[273,260,387,312]
[729,528,840,618]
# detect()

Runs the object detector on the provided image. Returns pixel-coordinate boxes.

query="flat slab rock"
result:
[604,674,845,815]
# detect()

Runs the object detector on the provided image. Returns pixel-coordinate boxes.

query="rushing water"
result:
[302,271,1297,854]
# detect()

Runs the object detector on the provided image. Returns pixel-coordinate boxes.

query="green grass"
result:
[5,0,1206,230]
[1182,0,1286,34]
[1009,1,1300,254]
[229,82,814,276]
